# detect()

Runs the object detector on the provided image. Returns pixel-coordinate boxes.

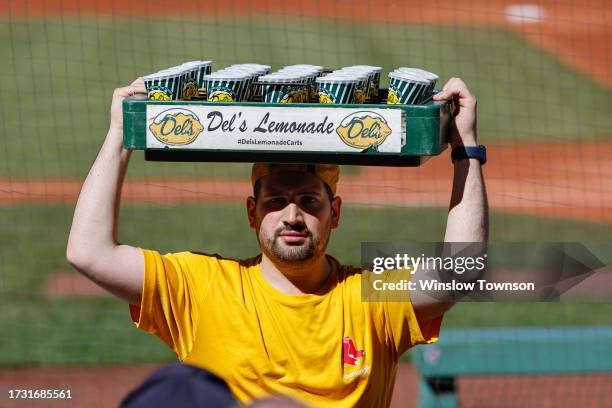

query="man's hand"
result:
[433,78,477,148]
[109,78,146,134]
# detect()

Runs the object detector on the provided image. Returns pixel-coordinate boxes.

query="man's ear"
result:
[247,196,257,229]
[331,196,342,229]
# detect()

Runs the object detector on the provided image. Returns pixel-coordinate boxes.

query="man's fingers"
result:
[113,82,147,100]
[433,77,456,101]
[433,78,475,106]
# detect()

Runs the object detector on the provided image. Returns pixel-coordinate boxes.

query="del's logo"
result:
[343,336,365,366]
[149,108,204,146]
[336,111,392,150]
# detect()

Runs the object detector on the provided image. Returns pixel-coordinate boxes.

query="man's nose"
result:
[283,202,304,224]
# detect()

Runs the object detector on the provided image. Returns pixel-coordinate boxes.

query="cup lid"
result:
[258,74,305,83]
[395,67,439,81]
[232,63,271,70]
[347,65,382,72]
[204,72,249,81]
[182,60,213,68]
[218,68,259,77]
[332,70,369,80]
[143,70,181,80]
[282,64,324,71]
[388,71,429,84]
[316,76,358,84]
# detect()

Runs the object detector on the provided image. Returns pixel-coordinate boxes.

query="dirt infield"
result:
[0,365,161,408]
[2,1,610,89]
[2,141,611,224]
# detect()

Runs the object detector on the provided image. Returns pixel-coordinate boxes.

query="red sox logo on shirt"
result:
[343,336,365,366]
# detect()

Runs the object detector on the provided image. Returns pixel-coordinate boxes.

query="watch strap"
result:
[451,145,487,165]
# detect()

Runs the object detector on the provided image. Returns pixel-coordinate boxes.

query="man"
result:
[67,77,488,407]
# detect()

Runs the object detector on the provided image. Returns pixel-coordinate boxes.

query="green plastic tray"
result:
[123,90,450,166]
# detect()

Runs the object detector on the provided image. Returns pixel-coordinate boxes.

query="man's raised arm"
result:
[412,78,489,321]
[66,79,146,305]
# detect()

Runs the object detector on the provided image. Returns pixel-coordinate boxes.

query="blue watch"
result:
[451,145,487,165]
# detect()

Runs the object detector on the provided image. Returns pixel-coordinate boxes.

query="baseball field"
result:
[1,1,611,406]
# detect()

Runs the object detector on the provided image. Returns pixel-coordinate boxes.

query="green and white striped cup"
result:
[231,64,271,99]
[204,72,249,102]
[332,70,369,104]
[143,70,183,101]
[387,71,429,105]
[179,64,198,100]
[315,76,357,104]
[348,65,382,99]
[258,74,305,103]
[395,67,438,102]
[278,68,319,101]
[218,68,259,101]
[181,61,212,100]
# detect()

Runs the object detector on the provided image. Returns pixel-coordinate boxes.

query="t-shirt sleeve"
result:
[129,249,217,360]
[367,269,443,356]
[378,298,443,356]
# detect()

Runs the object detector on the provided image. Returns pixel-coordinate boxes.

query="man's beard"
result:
[260,223,329,264]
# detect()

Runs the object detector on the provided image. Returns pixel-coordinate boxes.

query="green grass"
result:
[0,203,609,366]
[1,204,610,365]
[0,297,174,366]
[1,17,611,178]
[443,302,612,328]
[2,204,612,294]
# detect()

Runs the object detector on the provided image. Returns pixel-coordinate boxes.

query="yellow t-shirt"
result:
[130,249,442,407]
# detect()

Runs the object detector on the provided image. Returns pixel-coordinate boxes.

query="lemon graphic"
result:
[149,111,204,146]
[387,89,399,104]
[319,93,334,104]
[336,112,392,149]
[150,91,171,101]
[209,92,234,102]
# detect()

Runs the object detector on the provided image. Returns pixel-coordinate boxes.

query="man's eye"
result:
[302,196,318,204]
[268,197,285,205]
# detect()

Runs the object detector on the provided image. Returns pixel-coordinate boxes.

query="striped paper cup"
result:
[231,64,271,98]
[258,74,305,103]
[180,61,212,99]
[347,65,382,99]
[387,71,429,105]
[332,70,369,104]
[394,67,438,102]
[315,76,357,104]
[143,70,183,101]
[218,68,259,101]
[277,68,319,101]
[204,72,249,102]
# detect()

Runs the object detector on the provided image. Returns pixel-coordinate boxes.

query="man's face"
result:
[247,171,341,265]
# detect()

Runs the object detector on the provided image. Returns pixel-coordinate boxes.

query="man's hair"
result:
[252,179,334,202]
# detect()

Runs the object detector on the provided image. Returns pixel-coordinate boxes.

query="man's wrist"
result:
[451,144,486,165]
[450,137,478,149]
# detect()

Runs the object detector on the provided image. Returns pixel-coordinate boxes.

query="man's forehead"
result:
[251,163,339,195]
[259,171,326,193]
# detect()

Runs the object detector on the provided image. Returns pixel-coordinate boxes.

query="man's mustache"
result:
[274,224,311,237]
